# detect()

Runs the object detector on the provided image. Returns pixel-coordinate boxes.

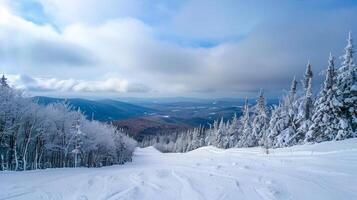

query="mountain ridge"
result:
[33,96,155,121]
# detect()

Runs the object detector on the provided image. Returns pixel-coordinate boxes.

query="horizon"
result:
[1,0,357,98]
[30,95,282,105]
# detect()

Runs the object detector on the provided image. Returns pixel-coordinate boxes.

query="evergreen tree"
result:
[334,32,357,138]
[227,113,239,148]
[298,62,313,121]
[267,77,299,147]
[251,90,269,146]
[289,76,298,104]
[205,120,218,146]
[303,61,313,91]
[237,98,252,147]
[215,117,227,148]
[291,62,314,145]
[0,75,9,87]
[305,53,343,142]
[190,127,205,150]
[301,61,314,120]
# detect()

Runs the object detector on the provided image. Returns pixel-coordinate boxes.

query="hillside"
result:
[33,97,275,139]
[33,96,155,121]
[113,116,192,141]
[1,139,356,200]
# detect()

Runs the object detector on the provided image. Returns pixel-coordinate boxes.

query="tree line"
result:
[142,32,357,152]
[0,79,136,171]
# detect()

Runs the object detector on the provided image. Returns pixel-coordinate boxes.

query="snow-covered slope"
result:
[1,139,357,200]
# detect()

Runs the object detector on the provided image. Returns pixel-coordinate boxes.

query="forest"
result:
[0,79,136,171]
[141,33,357,153]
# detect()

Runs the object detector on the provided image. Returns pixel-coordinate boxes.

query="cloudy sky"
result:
[0,0,356,98]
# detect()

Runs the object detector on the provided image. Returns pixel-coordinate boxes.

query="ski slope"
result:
[1,139,357,200]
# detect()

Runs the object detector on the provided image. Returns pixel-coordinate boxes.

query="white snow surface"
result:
[1,139,357,200]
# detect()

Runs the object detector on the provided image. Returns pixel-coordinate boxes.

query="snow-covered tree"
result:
[251,90,269,146]
[291,62,314,145]
[0,83,136,171]
[214,117,229,148]
[289,76,298,104]
[237,98,252,147]
[302,61,313,91]
[205,120,219,146]
[334,32,357,138]
[267,77,299,147]
[305,53,343,142]
[227,113,239,148]
[71,109,84,168]
[1,75,9,87]
[185,127,204,151]
[300,61,314,120]
[140,32,357,152]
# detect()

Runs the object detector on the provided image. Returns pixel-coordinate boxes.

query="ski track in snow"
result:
[1,139,357,200]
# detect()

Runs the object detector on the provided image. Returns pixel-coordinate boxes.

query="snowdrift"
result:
[1,139,356,200]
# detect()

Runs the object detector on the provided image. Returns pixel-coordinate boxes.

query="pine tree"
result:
[237,98,252,147]
[190,127,205,150]
[305,53,342,142]
[251,90,269,146]
[290,62,314,145]
[221,120,231,149]
[267,77,299,147]
[335,32,356,138]
[227,113,239,148]
[266,105,282,147]
[215,117,227,148]
[289,76,298,104]
[303,61,313,91]
[205,120,218,146]
[1,75,9,87]
[301,61,314,120]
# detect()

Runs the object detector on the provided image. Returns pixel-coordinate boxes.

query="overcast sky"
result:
[0,0,356,98]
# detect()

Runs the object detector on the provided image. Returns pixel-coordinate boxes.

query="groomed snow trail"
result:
[1,139,357,200]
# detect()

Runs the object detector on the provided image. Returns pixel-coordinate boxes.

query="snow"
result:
[1,139,357,200]
[351,84,357,92]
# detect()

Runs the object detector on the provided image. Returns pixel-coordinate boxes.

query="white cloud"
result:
[7,74,148,94]
[0,5,95,76]
[1,1,357,97]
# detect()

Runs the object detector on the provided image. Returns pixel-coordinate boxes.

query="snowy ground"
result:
[1,139,357,200]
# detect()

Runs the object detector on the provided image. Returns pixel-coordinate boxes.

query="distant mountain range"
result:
[33,96,155,121]
[33,96,279,140]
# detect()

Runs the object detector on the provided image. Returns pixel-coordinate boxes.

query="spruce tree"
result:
[0,75,9,87]
[251,90,269,146]
[266,105,282,147]
[227,113,239,148]
[301,61,314,120]
[303,61,313,91]
[289,76,298,104]
[335,32,356,138]
[215,117,229,148]
[306,53,342,142]
[237,98,252,147]
[290,62,314,145]
[268,77,299,147]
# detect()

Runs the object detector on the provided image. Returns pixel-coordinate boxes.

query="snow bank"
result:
[1,139,356,200]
